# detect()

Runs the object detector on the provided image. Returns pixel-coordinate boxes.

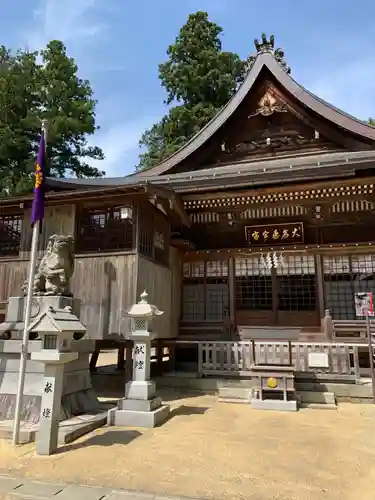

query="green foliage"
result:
[137,12,289,171]
[0,40,104,197]
[368,118,375,126]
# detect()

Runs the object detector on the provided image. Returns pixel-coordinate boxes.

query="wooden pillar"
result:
[271,267,279,325]
[168,341,176,372]
[315,254,325,322]
[155,338,164,376]
[228,256,236,340]
[89,341,100,372]
[117,344,125,371]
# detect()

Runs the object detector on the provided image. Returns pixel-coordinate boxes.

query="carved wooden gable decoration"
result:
[134,47,375,178]
[214,85,343,165]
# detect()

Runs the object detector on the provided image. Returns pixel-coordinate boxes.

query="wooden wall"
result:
[136,247,182,339]
[1,202,182,340]
[20,204,75,258]
[72,254,137,340]
[0,261,29,302]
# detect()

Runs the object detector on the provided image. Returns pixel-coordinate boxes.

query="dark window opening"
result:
[278,275,316,311]
[0,214,22,256]
[235,276,273,310]
[182,260,229,322]
[76,206,134,253]
[324,254,375,319]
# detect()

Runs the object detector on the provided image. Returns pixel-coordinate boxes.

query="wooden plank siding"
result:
[136,247,182,339]
[0,260,29,302]
[72,254,137,339]
[20,204,76,258]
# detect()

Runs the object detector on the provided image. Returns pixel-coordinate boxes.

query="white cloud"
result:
[26,0,106,52]
[86,116,160,177]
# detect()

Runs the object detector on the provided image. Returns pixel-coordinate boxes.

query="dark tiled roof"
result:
[46,150,375,193]
[46,50,375,192]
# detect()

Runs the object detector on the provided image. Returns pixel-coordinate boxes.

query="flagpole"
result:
[12,119,48,446]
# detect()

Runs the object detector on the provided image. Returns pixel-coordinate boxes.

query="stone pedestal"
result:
[109,337,170,428]
[108,292,170,428]
[32,353,78,455]
[0,297,100,425]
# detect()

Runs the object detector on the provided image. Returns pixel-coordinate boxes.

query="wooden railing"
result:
[322,309,375,342]
[197,341,363,379]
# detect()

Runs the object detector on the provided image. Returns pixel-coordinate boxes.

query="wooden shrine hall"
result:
[2,37,375,356]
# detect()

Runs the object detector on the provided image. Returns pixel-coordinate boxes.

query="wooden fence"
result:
[197,341,364,379]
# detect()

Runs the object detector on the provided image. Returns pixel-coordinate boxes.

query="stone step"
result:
[296,390,336,406]
[218,385,337,407]
[218,386,252,400]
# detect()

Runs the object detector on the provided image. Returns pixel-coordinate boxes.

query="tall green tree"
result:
[137,12,289,171]
[0,40,104,197]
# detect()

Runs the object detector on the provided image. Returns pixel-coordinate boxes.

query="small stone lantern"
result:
[30,306,86,364]
[29,305,86,455]
[108,291,170,428]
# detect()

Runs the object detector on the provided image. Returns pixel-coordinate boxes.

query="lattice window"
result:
[276,255,316,311]
[183,261,205,278]
[235,257,272,310]
[206,260,228,277]
[76,206,133,253]
[323,254,375,319]
[182,259,229,321]
[0,214,22,257]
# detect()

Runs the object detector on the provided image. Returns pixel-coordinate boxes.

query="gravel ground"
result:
[0,390,374,500]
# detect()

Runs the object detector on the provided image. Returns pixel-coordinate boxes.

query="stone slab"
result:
[11,480,64,497]
[0,475,202,500]
[0,411,107,445]
[0,475,23,494]
[300,403,338,410]
[217,397,250,404]
[57,410,108,444]
[297,391,336,405]
[104,492,154,500]
[110,404,170,428]
[250,398,298,412]
[119,397,162,412]
[217,387,251,400]
[51,484,108,499]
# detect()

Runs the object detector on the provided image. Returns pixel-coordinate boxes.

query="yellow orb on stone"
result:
[267,377,277,388]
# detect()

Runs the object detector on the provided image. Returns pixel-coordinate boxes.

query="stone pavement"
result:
[0,474,199,500]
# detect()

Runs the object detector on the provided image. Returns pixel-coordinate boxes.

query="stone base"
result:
[119,396,162,412]
[108,398,170,428]
[0,340,98,424]
[0,410,107,445]
[125,380,155,400]
[250,398,298,412]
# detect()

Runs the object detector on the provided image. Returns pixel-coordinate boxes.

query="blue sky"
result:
[1,0,375,176]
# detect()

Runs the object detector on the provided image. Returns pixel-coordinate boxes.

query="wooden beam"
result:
[144,184,191,227]
[182,176,375,203]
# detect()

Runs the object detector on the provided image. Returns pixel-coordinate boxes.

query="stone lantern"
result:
[29,304,86,455]
[108,291,170,428]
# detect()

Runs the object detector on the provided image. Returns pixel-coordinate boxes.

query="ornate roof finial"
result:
[254,33,275,54]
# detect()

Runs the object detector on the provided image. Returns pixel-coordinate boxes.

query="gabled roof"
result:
[134,49,375,178]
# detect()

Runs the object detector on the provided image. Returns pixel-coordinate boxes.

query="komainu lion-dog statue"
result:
[23,234,75,296]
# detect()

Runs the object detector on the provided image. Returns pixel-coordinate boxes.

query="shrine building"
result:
[2,38,375,359]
